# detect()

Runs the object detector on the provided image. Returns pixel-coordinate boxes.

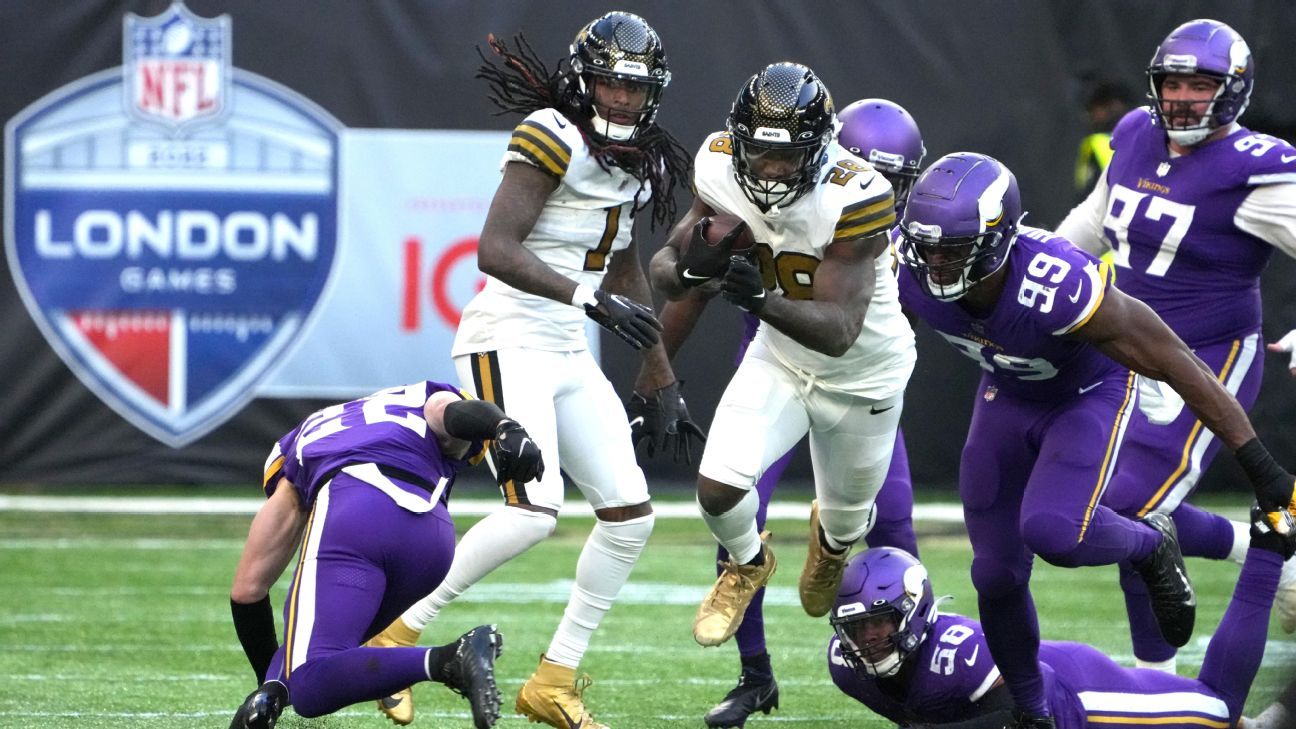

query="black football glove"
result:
[585,289,662,350]
[625,381,707,463]
[656,381,707,463]
[675,218,750,287]
[625,390,663,457]
[720,254,767,314]
[490,419,544,486]
[1237,438,1296,534]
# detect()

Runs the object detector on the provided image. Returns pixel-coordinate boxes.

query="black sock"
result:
[740,652,773,681]
[746,548,765,567]
[425,643,458,683]
[231,596,279,684]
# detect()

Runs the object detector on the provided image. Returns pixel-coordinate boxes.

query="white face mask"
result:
[1165,126,1214,146]
[588,109,638,141]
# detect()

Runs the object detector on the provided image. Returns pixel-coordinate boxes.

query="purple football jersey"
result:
[828,614,1007,725]
[263,381,481,508]
[1103,108,1294,346]
[898,228,1123,400]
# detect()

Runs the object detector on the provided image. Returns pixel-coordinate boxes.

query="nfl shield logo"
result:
[124,3,231,131]
[5,2,341,447]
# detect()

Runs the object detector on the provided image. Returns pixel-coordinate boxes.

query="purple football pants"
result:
[1099,334,1264,664]
[263,474,456,717]
[960,373,1160,716]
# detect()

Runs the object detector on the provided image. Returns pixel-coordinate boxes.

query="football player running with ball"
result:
[365,12,691,729]
[632,97,928,728]
[650,63,917,655]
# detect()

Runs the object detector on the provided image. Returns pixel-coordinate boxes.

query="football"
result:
[701,213,756,254]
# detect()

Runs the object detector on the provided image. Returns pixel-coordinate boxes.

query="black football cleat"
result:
[704,672,779,728]
[1014,710,1057,729]
[441,624,504,729]
[1134,512,1196,648]
[229,680,287,729]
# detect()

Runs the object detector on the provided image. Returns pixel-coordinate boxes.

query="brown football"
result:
[701,213,756,253]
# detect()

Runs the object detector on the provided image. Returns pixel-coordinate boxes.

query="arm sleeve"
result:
[1235,182,1296,259]
[442,399,507,440]
[913,686,1016,729]
[1055,172,1111,256]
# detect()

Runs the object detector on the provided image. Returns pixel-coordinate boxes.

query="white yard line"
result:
[0,495,968,521]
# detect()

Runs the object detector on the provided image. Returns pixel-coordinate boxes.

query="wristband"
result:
[571,283,598,309]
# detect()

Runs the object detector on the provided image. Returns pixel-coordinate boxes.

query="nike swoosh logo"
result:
[628,416,645,428]
[1283,154,1296,163]
[380,696,404,709]
[553,112,568,129]
[1077,381,1102,395]
[869,405,895,415]
[555,702,583,729]
[1068,281,1084,303]
[964,644,979,667]
[680,269,711,281]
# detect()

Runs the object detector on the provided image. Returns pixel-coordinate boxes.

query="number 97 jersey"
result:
[693,131,915,399]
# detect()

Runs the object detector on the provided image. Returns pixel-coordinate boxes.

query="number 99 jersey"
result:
[693,131,916,399]
[454,108,648,355]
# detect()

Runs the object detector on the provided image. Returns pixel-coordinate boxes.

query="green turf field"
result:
[0,504,1292,728]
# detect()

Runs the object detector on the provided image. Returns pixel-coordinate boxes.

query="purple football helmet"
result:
[1147,19,1253,146]
[838,99,926,212]
[831,547,936,678]
[897,152,1022,301]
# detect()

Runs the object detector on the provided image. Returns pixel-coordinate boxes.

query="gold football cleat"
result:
[799,500,850,617]
[365,617,422,725]
[693,531,777,647]
[516,654,609,729]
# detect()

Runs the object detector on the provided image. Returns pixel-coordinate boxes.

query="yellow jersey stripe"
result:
[1088,716,1228,728]
[283,501,319,678]
[834,208,897,241]
[1078,371,1136,541]
[509,122,571,176]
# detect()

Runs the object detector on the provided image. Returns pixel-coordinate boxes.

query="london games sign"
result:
[5,3,341,446]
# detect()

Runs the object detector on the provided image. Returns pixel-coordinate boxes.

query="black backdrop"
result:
[1,1,1292,489]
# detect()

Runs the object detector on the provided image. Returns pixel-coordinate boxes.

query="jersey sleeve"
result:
[502,110,574,179]
[1012,232,1113,335]
[833,173,895,243]
[692,131,736,212]
[262,425,302,497]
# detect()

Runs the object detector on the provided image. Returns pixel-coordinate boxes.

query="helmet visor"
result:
[832,608,902,673]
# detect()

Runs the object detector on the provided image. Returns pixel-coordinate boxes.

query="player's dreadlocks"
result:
[476,33,692,230]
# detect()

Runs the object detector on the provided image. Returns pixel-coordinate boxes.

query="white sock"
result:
[699,488,762,564]
[1227,520,1250,566]
[1135,656,1176,673]
[1280,554,1296,589]
[402,507,556,631]
[545,514,655,667]
[819,501,877,551]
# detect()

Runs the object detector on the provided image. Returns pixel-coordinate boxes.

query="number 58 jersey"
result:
[454,108,647,355]
[693,132,915,399]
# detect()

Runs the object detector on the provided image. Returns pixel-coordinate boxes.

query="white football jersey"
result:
[454,109,649,355]
[693,132,916,397]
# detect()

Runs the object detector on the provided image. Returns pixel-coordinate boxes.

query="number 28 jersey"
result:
[693,132,916,398]
[454,108,648,355]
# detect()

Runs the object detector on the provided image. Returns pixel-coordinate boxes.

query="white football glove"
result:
[1268,329,1296,375]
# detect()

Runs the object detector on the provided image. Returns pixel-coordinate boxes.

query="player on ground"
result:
[649,63,918,653]
[897,151,1296,726]
[630,97,927,728]
[1055,18,1296,670]
[826,507,1295,729]
[365,13,691,729]
[227,381,544,729]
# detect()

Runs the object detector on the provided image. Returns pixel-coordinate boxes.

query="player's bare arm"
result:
[476,161,575,302]
[650,196,716,299]
[604,232,675,389]
[1073,287,1255,449]
[754,231,886,358]
[230,481,305,604]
